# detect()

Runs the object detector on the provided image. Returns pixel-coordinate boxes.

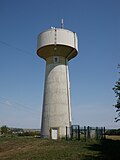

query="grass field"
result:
[106,135,120,140]
[0,136,120,160]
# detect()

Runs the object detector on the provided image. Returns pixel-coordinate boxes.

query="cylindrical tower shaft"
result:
[41,56,71,138]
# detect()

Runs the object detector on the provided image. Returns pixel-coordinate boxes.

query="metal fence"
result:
[66,125,106,141]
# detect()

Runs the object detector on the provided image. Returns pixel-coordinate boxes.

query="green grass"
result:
[0,136,120,160]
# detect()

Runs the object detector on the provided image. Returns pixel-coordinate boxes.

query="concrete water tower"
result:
[37,21,78,139]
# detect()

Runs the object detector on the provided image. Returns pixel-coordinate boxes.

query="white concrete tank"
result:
[37,28,78,138]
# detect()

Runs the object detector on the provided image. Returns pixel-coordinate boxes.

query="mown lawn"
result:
[0,136,120,160]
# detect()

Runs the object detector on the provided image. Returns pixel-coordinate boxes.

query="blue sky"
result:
[0,0,120,129]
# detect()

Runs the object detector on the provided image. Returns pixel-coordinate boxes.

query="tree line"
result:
[106,129,120,135]
[0,125,40,137]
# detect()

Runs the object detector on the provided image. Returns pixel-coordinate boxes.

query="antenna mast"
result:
[61,19,64,28]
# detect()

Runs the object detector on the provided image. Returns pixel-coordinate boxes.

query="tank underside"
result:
[37,44,77,61]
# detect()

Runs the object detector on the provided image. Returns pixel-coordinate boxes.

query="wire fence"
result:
[66,125,106,141]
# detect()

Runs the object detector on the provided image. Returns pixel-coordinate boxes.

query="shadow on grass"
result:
[83,139,120,160]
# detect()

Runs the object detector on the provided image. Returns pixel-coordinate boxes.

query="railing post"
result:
[103,127,106,139]
[66,126,67,140]
[71,125,73,140]
[87,126,90,139]
[78,125,80,140]
[96,127,98,140]
[84,126,86,141]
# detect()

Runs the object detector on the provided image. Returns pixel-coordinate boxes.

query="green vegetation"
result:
[0,136,120,160]
[0,125,11,135]
[113,64,120,122]
[106,128,120,135]
[0,125,40,137]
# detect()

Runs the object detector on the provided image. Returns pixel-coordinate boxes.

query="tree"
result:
[1,125,9,134]
[113,64,120,122]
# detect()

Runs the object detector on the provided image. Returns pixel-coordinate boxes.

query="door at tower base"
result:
[50,128,59,140]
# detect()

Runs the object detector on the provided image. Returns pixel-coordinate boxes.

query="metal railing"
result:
[66,125,106,141]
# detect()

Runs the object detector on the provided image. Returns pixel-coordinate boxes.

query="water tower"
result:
[37,22,78,139]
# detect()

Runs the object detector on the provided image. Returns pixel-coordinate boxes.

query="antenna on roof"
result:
[61,18,64,28]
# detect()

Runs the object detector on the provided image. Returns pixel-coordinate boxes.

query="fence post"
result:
[71,125,73,140]
[84,126,86,141]
[78,125,80,140]
[96,127,98,140]
[101,127,103,139]
[103,127,106,139]
[75,126,78,140]
[87,126,90,139]
[66,126,67,140]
